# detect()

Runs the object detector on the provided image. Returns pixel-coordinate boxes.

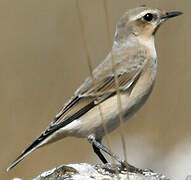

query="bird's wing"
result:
[41,67,143,138]
[50,51,147,128]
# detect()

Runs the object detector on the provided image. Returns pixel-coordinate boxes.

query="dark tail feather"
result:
[7,100,97,171]
[7,134,46,171]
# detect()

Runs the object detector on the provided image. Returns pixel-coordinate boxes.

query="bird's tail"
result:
[7,133,47,171]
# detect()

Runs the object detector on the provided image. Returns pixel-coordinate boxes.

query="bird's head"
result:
[115,6,183,43]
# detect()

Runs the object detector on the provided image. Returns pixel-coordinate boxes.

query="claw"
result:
[120,161,143,173]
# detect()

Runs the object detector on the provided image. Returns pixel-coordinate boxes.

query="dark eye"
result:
[143,13,153,22]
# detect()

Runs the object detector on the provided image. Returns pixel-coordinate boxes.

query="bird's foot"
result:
[120,160,144,174]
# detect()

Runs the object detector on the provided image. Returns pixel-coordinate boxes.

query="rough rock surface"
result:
[33,163,169,180]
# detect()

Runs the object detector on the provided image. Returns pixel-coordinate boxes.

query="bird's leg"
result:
[88,135,123,163]
[92,143,108,164]
[88,135,142,173]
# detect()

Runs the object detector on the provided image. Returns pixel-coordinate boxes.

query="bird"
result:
[7,6,182,171]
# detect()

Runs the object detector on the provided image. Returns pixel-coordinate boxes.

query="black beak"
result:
[161,11,183,19]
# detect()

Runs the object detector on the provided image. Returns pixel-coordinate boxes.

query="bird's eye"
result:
[143,13,153,22]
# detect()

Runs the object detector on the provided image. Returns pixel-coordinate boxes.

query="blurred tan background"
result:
[1,0,190,179]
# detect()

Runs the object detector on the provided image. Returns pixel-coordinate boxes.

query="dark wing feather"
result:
[52,67,143,126]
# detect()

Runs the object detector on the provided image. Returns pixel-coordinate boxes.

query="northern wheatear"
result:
[7,6,182,171]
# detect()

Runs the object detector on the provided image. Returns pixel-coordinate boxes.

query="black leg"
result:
[88,135,124,164]
[92,143,108,164]
[88,135,141,173]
